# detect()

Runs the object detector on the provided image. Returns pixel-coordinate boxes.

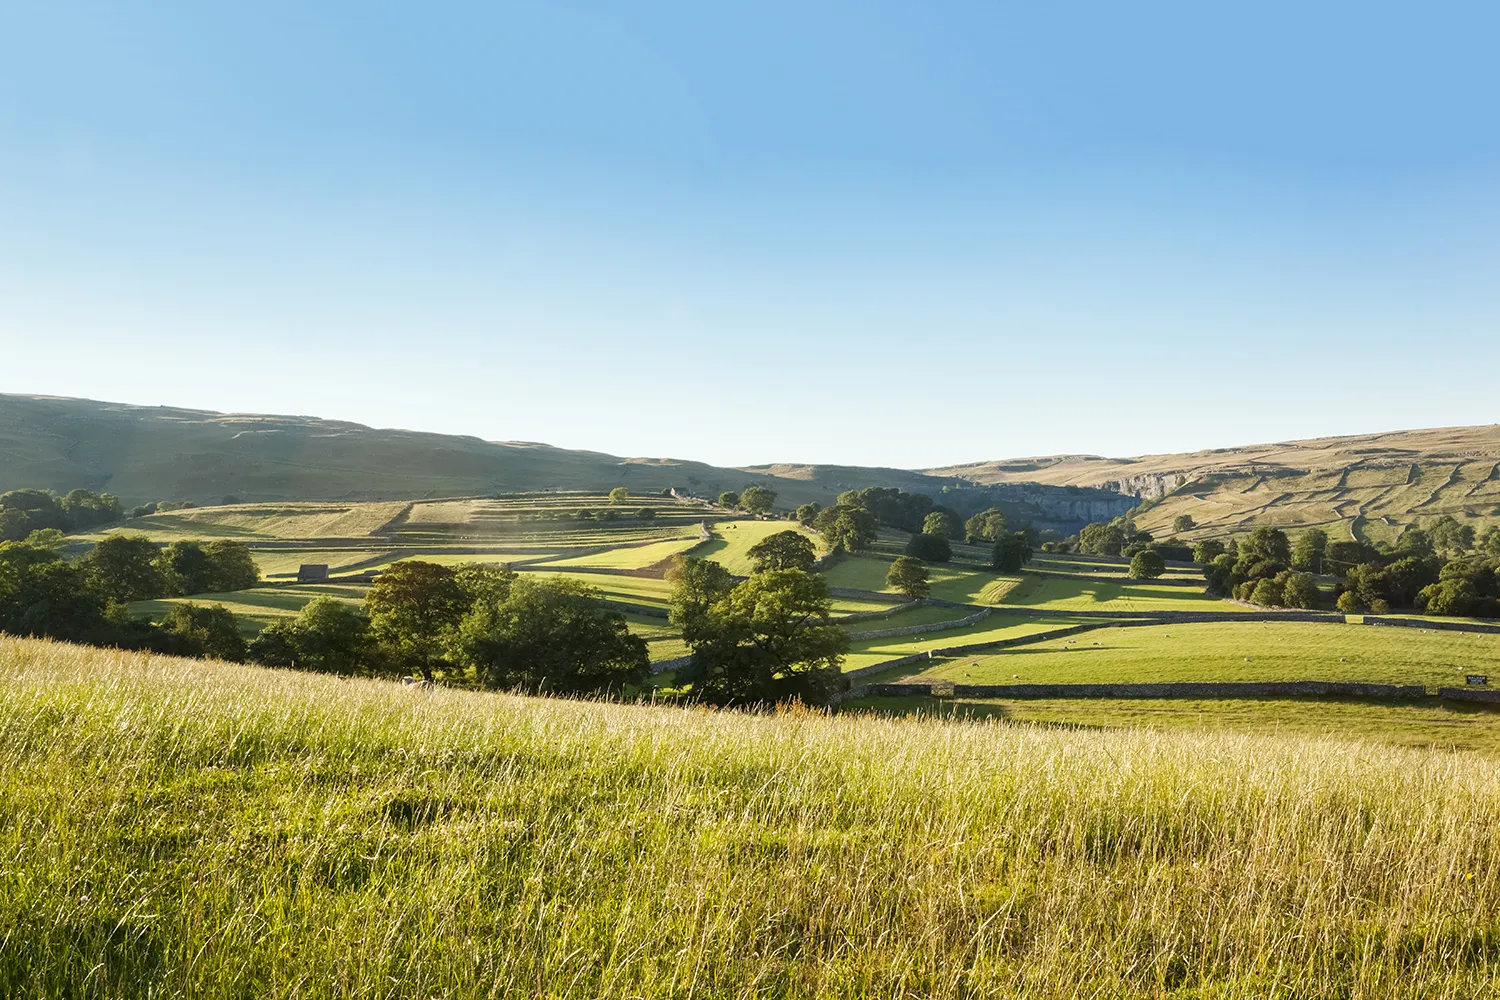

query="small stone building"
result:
[298,564,330,583]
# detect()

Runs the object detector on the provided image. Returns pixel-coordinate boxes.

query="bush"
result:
[1336,591,1360,613]
[1369,598,1391,615]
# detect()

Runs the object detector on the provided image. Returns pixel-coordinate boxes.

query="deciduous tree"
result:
[886,556,930,599]
[676,569,848,707]
[747,530,817,573]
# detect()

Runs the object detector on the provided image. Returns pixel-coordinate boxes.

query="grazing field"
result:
[525,570,675,608]
[901,620,1500,688]
[692,520,823,575]
[845,693,1500,754]
[996,573,1245,612]
[250,547,396,576]
[819,555,1238,611]
[105,501,411,540]
[842,617,1079,673]
[7,637,1500,998]
[542,536,705,569]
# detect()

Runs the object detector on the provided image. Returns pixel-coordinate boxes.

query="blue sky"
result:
[2,2,1497,469]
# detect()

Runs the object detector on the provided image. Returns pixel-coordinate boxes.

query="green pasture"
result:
[251,548,395,576]
[842,616,1080,673]
[104,502,410,541]
[902,620,1500,688]
[13,637,1500,996]
[843,693,1500,755]
[819,555,1006,604]
[543,536,704,570]
[692,520,822,575]
[838,604,972,628]
[996,573,1242,612]
[526,570,675,608]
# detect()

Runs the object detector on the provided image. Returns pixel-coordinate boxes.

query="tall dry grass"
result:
[3,635,1499,998]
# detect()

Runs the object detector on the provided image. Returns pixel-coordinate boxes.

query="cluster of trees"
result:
[0,535,258,657]
[1192,517,1500,615]
[0,488,124,540]
[250,561,652,693]
[669,536,847,706]
[811,503,879,553]
[84,536,259,602]
[1199,526,1321,608]
[716,486,777,515]
[820,487,954,534]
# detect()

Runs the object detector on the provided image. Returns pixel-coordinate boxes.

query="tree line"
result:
[0,533,261,656]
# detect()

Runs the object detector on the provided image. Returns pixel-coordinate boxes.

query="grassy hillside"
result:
[0,394,955,507]
[7,636,1500,998]
[930,424,1500,541]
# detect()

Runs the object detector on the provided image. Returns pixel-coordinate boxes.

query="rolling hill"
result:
[5,393,1496,541]
[929,424,1500,542]
[0,394,978,512]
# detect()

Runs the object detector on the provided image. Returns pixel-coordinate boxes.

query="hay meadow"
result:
[7,636,1500,998]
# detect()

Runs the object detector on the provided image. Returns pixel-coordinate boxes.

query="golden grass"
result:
[5,637,1500,997]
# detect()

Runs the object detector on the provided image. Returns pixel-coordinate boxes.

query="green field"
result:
[996,573,1243,612]
[543,536,705,569]
[7,637,1500,998]
[101,501,411,541]
[818,554,1238,611]
[843,617,1078,672]
[690,520,824,575]
[250,547,396,576]
[842,693,1500,754]
[900,620,1500,688]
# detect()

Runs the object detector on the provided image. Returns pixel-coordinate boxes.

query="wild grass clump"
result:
[3,636,1500,998]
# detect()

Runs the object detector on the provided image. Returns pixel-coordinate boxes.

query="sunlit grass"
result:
[6,636,1500,998]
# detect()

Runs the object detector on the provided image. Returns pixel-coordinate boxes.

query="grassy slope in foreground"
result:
[5,638,1500,999]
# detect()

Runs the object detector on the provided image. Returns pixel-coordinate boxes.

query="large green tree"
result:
[250,597,373,675]
[1290,528,1329,573]
[675,569,848,707]
[1128,549,1165,580]
[1077,522,1125,557]
[747,530,817,573]
[159,603,247,661]
[991,532,1034,573]
[666,556,737,635]
[923,510,959,540]
[365,561,467,681]
[739,486,778,515]
[84,535,166,602]
[204,540,260,591]
[905,532,951,562]
[964,508,1009,545]
[450,577,649,695]
[885,556,930,599]
[814,504,878,553]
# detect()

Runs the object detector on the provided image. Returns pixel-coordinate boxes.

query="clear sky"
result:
[2,2,1497,470]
